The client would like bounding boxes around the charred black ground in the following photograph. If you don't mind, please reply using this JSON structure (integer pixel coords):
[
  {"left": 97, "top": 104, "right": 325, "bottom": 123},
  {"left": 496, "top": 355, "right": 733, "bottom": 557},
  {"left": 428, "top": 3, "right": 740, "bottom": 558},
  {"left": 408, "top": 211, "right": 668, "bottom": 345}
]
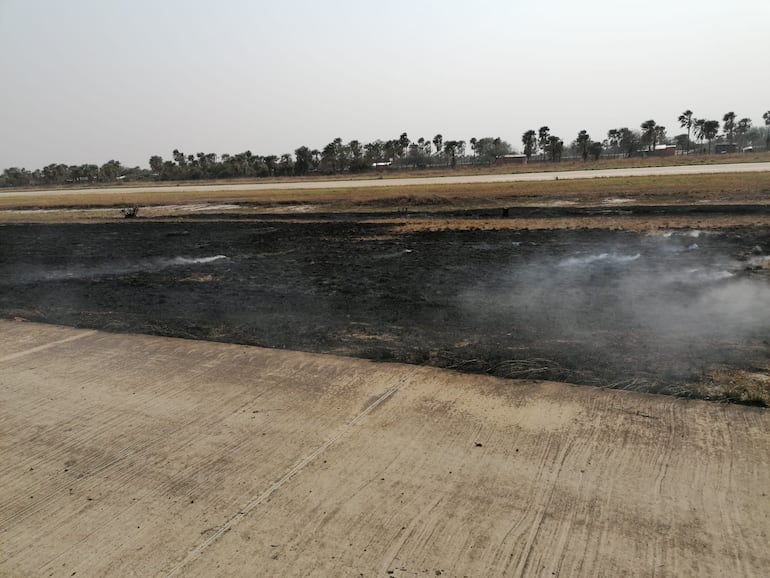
[{"left": 1, "top": 214, "right": 769, "bottom": 404}]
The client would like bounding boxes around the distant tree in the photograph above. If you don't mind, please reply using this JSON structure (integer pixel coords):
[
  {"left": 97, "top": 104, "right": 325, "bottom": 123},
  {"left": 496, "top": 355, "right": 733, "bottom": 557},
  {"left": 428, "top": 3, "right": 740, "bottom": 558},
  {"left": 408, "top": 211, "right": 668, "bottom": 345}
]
[
  {"left": 589, "top": 141, "right": 603, "bottom": 161},
  {"left": 678, "top": 110, "right": 694, "bottom": 154},
  {"left": 763, "top": 111, "right": 770, "bottom": 150},
  {"left": 332, "top": 138, "right": 347, "bottom": 171},
  {"left": 398, "top": 132, "right": 410, "bottom": 157},
  {"left": 469, "top": 137, "right": 477, "bottom": 156},
  {"left": 723, "top": 111, "right": 736, "bottom": 143},
  {"left": 618, "top": 128, "right": 639, "bottom": 157},
  {"left": 277, "top": 153, "right": 294, "bottom": 176},
  {"left": 172, "top": 149, "right": 186, "bottom": 167},
  {"left": 702, "top": 120, "right": 720, "bottom": 153},
  {"left": 294, "top": 146, "right": 312, "bottom": 175},
  {"left": 253, "top": 155, "right": 270, "bottom": 178},
  {"left": 522, "top": 129, "right": 537, "bottom": 160},
  {"left": 640, "top": 120, "right": 658, "bottom": 151},
  {"left": 348, "top": 140, "right": 368, "bottom": 172},
  {"left": 383, "top": 139, "right": 400, "bottom": 163},
  {"left": 320, "top": 141, "right": 338, "bottom": 173},
  {"left": 406, "top": 142, "right": 429, "bottom": 168},
  {"left": 2, "top": 167, "right": 32, "bottom": 187},
  {"left": 99, "top": 159, "right": 123, "bottom": 181},
  {"left": 473, "top": 137, "right": 512, "bottom": 164},
  {"left": 546, "top": 135, "right": 564, "bottom": 162},
  {"left": 149, "top": 155, "right": 164, "bottom": 174},
  {"left": 575, "top": 130, "right": 591, "bottom": 161},
  {"left": 735, "top": 118, "right": 752, "bottom": 148},
  {"left": 693, "top": 118, "right": 705, "bottom": 151},
  {"left": 364, "top": 140, "right": 384, "bottom": 165},
  {"left": 264, "top": 155, "right": 278, "bottom": 176},
  {"left": 673, "top": 134, "right": 691, "bottom": 153},
  {"left": 432, "top": 134, "right": 443, "bottom": 156},
  {"left": 538, "top": 126, "right": 550, "bottom": 160},
  {"left": 69, "top": 164, "right": 98, "bottom": 183},
  {"left": 443, "top": 140, "right": 461, "bottom": 167},
  {"left": 41, "top": 163, "right": 69, "bottom": 184}
]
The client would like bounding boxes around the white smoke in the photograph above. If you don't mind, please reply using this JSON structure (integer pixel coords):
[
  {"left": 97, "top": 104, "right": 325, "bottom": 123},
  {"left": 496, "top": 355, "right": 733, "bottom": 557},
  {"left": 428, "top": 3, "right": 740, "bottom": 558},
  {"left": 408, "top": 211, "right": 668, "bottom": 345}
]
[
  {"left": 4, "top": 255, "right": 228, "bottom": 284},
  {"left": 458, "top": 233, "right": 770, "bottom": 382}
]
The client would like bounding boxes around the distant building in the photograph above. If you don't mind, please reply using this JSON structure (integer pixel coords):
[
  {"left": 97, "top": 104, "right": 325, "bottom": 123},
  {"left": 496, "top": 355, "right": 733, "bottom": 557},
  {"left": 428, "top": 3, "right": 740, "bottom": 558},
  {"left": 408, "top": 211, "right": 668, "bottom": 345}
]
[
  {"left": 715, "top": 143, "right": 738, "bottom": 154},
  {"left": 637, "top": 145, "right": 676, "bottom": 157},
  {"left": 652, "top": 144, "right": 677, "bottom": 157},
  {"left": 495, "top": 154, "right": 528, "bottom": 165}
]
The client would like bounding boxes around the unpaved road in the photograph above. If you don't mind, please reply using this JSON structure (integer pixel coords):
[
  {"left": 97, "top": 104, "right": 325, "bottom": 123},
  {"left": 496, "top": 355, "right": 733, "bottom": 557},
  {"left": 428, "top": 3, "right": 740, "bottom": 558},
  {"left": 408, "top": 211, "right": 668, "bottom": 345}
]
[
  {"left": 1, "top": 321, "right": 768, "bottom": 577},
  {"left": 3, "top": 161, "right": 770, "bottom": 198}
]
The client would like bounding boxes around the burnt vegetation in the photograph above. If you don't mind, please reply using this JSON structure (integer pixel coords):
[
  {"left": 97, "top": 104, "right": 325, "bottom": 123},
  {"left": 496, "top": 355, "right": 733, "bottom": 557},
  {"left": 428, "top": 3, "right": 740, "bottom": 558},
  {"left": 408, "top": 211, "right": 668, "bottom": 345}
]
[{"left": 1, "top": 213, "right": 768, "bottom": 406}]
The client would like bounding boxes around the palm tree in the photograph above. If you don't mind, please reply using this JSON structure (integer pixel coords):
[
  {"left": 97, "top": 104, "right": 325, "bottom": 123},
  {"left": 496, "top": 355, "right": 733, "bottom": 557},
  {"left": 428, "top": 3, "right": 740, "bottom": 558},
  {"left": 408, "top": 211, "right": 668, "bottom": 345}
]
[
  {"left": 678, "top": 110, "right": 694, "bottom": 154},
  {"left": 735, "top": 118, "right": 752, "bottom": 149},
  {"left": 432, "top": 134, "right": 443, "bottom": 157},
  {"left": 398, "top": 132, "right": 410, "bottom": 157},
  {"left": 693, "top": 118, "right": 706, "bottom": 151},
  {"left": 640, "top": 120, "right": 658, "bottom": 152},
  {"left": 576, "top": 130, "right": 591, "bottom": 161},
  {"left": 522, "top": 130, "right": 537, "bottom": 160},
  {"left": 547, "top": 135, "right": 564, "bottom": 162},
  {"left": 443, "top": 140, "right": 460, "bottom": 167},
  {"left": 723, "top": 112, "right": 737, "bottom": 143},
  {"left": 538, "top": 126, "right": 550, "bottom": 160},
  {"left": 703, "top": 120, "right": 720, "bottom": 153},
  {"left": 763, "top": 111, "right": 770, "bottom": 150}
]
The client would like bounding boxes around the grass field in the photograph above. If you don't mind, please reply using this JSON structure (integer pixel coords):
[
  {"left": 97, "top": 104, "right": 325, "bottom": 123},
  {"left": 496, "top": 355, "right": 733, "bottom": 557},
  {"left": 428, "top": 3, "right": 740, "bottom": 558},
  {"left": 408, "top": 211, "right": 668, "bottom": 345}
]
[{"left": 1, "top": 171, "right": 769, "bottom": 216}]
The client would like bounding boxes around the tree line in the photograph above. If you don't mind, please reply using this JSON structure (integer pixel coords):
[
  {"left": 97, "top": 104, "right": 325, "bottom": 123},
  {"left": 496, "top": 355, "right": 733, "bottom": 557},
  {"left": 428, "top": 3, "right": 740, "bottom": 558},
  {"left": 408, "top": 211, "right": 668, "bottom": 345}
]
[
  {"left": 521, "top": 110, "right": 770, "bottom": 163},
  {"left": 2, "top": 110, "right": 768, "bottom": 188}
]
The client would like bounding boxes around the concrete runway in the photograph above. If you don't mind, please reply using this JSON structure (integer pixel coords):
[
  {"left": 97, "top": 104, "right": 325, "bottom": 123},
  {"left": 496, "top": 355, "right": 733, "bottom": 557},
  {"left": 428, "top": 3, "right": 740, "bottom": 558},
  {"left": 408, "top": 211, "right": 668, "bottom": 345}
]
[
  {"left": 3, "top": 161, "right": 770, "bottom": 198},
  {"left": 1, "top": 321, "right": 768, "bottom": 577}
]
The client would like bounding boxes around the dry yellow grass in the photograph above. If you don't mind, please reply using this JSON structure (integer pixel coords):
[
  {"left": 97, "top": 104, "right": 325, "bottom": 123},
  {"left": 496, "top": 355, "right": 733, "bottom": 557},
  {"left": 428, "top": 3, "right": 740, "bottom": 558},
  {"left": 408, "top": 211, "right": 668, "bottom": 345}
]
[
  {"left": 384, "top": 214, "right": 770, "bottom": 233},
  {"left": 1, "top": 171, "right": 769, "bottom": 217}
]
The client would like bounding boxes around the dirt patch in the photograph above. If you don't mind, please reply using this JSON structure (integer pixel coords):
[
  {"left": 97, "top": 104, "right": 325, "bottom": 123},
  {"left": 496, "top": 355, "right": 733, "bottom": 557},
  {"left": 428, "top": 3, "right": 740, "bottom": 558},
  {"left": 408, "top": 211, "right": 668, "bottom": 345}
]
[{"left": 1, "top": 203, "right": 768, "bottom": 404}]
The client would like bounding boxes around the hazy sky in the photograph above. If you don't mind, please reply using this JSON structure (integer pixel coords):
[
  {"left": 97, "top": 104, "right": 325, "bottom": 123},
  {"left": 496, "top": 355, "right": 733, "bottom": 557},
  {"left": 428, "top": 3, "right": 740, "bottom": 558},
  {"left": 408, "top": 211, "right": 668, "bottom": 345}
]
[{"left": 1, "top": 0, "right": 768, "bottom": 170}]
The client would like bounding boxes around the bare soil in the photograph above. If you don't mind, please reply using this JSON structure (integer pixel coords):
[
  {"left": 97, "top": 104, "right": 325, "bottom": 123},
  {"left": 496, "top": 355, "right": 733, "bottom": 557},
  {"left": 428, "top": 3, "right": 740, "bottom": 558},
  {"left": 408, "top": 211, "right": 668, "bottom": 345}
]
[{"left": 1, "top": 198, "right": 769, "bottom": 405}]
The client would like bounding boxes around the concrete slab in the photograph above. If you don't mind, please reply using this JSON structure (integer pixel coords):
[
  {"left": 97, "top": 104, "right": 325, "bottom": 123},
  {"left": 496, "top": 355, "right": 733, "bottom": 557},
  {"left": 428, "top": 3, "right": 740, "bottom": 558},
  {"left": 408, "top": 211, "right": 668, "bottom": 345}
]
[{"left": 0, "top": 321, "right": 768, "bottom": 577}]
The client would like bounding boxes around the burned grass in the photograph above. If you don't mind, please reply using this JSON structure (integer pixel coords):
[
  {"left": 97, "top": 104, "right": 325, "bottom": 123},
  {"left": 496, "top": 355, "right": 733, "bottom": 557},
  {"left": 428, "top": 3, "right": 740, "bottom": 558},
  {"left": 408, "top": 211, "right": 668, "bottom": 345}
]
[{"left": 1, "top": 207, "right": 769, "bottom": 405}]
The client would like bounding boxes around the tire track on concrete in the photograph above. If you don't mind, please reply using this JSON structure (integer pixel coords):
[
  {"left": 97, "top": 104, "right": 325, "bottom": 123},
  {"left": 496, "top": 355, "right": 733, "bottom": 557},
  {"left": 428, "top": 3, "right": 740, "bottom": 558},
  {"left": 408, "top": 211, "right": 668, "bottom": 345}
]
[
  {"left": 164, "top": 381, "right": 402, "bottom": 577},
  {"left": 0, "top": 378, "right": 260, "bottom": 533},
  {"left": 28, "top": 363, "right": 321, "bottom": 576},
  {"left": 513, "top": 437, "right": 574, "bottom": 577},
  {"left": 0, "top": 358, "right": 225, "bottom": 525},
  {"left": 2, "top": 348, "right": 324, "bottom": 552}
]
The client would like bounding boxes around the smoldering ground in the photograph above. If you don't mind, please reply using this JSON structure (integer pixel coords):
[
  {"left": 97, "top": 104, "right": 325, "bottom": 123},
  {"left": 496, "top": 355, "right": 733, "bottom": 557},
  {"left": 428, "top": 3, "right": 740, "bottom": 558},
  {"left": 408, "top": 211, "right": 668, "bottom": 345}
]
[
  {"left": 0, "top": 220, "right": 768, "bottom": 400},
  {"left": 0, "top": 255, "right": 228, "bottom": 285},
  {"left": 458, "top": 230, "right": 770, "bottom": 388}
]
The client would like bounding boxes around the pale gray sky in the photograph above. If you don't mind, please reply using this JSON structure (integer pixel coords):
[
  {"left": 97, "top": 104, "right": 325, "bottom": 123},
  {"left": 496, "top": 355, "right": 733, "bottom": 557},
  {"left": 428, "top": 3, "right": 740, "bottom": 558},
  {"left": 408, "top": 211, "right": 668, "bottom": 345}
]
[{"left": 1, "top": 0, "right": 768, "bottom": 170}]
